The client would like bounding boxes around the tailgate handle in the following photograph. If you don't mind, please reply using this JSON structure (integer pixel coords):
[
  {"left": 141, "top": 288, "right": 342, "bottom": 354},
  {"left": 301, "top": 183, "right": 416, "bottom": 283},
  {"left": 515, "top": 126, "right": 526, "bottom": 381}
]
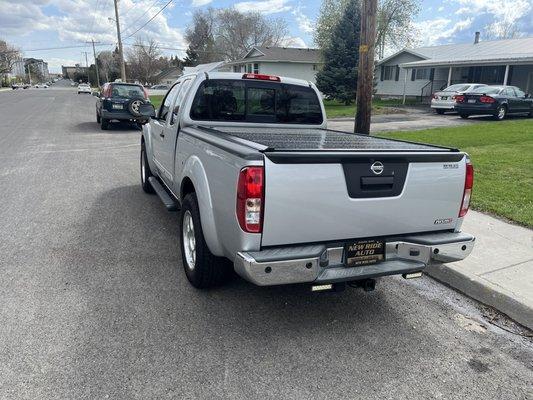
[{"left": 360, "top": 176, "right": 394, "bottom": 190}]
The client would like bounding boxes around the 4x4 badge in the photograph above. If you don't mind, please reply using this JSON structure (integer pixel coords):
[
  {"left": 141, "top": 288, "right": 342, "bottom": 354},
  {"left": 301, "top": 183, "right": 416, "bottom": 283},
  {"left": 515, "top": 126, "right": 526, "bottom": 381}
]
[{"left": 370, "top": 161, "right": 384, "bottom": 175}]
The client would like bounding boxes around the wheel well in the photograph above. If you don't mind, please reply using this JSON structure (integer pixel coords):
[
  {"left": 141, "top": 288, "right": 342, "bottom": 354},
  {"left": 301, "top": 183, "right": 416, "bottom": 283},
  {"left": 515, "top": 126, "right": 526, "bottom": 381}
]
[
  {"left": 141, "top": 135, "right": 145, "bottom": 144},
  {"left": 181, "top": 177, "right": 195, "bottom": 199}
]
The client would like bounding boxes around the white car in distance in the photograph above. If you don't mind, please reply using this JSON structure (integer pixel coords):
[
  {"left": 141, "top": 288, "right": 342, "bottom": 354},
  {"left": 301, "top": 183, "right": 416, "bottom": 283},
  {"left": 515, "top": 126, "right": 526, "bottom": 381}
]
[
  {"left": 431, "top": 83, "right": 487, "bottom": 114},
  {"left": 77, "top": 83, "right": 91, "bottom": 94}
]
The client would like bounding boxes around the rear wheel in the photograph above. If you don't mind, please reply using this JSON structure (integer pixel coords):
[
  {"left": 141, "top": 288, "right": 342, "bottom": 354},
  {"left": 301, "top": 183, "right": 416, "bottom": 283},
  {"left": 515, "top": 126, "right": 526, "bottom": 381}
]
[
  {"left": 100, "top": 117, "right": 109, "bottom": 130},
  {"left": 459, "top": 114, "right": 469, "bottom": 119},
  {"left": 435, "top": 109, "right": 445, "bottom": 115},
  {"left": 180, "top": 193, "right": 232, "bottom": 289},
  {"left": 140, "top": 142, "right": 154, "bottom": 194},
  {"left": 494, "top": 105, "right": 507, "bottom": 121}
]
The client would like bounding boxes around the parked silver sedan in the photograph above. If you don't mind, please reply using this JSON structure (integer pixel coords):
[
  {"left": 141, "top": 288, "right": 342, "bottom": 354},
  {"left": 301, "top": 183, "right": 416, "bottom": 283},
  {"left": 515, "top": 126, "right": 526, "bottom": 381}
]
[{"left": 431, "top": 83, "right": 487, "bottom": 114}]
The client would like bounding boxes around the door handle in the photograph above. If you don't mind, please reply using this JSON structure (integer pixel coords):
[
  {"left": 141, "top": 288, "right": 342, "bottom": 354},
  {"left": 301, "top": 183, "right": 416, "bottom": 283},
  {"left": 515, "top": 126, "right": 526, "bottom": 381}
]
[{"left": 159, "top": 132, "right": 165, "bottom": 138}]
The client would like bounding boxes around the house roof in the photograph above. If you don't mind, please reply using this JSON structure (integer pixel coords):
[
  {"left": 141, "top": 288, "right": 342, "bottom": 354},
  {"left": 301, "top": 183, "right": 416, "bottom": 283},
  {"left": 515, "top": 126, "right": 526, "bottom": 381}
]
[
  {"left": 239, "top": 46, "right": 322, "bottom": 64},
  {"left": 379, "top": 36, "right": 533, "bottom": 68},
  {"left": 154, "top": 66, "right": 182, "bottom": 80}
]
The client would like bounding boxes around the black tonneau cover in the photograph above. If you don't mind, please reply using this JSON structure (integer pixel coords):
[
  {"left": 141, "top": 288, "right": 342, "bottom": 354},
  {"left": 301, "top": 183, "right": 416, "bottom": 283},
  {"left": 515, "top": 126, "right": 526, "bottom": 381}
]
[{"left": 197, "top": 126, "right": 457, "bottom": 153}]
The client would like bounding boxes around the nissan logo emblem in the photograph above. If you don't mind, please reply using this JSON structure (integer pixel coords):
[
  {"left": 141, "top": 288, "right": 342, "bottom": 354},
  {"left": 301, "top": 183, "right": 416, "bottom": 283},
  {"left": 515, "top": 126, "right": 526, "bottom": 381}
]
[{"left": 370, "top": 161, "right": 384, "bottom": 175}]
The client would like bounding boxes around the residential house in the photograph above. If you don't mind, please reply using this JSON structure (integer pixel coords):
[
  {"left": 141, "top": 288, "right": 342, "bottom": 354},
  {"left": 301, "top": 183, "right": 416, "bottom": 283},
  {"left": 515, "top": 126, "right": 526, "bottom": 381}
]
[
  {"left": 62, "top": 64, "right": 88, "bottom": 80},
  {"left": 222, "top": 46, "right": 323, "bottom": 84},
  {"left": 375, "top": 34, "right": 533, "bottom": 101},
  {"left": 153, "top": 66, "right": 182, "bottom": 85}
]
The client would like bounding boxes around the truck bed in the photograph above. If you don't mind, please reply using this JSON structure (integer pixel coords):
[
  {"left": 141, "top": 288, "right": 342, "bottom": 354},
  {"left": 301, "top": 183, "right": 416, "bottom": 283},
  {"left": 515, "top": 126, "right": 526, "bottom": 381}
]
[{"left": 196, "top": 126, "right": 456, "bottom": 153}]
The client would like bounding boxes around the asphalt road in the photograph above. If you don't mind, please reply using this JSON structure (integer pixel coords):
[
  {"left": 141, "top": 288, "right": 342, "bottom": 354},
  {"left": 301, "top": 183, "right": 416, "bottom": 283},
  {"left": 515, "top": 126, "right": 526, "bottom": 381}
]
[{"left": 0, "top": 86, "right": 532, "bottom": 400}]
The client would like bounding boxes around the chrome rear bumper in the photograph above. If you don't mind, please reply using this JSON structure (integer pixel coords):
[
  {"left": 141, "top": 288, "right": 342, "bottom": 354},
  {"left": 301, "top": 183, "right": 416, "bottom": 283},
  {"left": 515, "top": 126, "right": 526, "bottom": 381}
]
[{"left": 234, "top": 232, "right": 475, "bottom": 286}]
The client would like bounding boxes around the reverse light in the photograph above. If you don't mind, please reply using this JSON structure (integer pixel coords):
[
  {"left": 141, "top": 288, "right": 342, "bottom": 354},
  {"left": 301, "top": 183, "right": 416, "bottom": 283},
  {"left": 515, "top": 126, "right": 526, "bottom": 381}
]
[
  {"left": 242, "top": 73, "right": 281, "bottom": 82},
  {"left": 459, "top": 159, "right": 474, "bottom": 217},
  {"left": 237, "top": 166, "right": 264, "bottom": 233},
  {"left": 479, "top": 96, "right": 495, "bottom": 103}
]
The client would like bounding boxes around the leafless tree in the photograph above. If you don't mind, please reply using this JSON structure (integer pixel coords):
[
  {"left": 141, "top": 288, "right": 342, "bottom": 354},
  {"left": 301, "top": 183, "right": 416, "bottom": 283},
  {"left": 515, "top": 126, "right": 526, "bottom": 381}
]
[
  {"left": 376, "top": 0, "right": 420, "bottom": 59},
  {"left": 0, "top": 39, "right": 21, "bottom": 75},
  {"left": 483, "top": 21, "right": 525, "bottom": 40},
  {"left": 184, "top": 8, "right": 289, "bottom": 64},
  {"left": 126, "top": 38, "right": 163, "bottom": 84},
  {"left": 97, "top": 50, "right": 119, "bottom": 83}
]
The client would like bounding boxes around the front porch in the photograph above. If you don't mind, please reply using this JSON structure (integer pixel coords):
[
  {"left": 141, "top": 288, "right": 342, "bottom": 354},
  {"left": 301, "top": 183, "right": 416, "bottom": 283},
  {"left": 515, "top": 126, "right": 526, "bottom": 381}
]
[{"left": 401, "top": 63, "right": 533, "bottom": 104}]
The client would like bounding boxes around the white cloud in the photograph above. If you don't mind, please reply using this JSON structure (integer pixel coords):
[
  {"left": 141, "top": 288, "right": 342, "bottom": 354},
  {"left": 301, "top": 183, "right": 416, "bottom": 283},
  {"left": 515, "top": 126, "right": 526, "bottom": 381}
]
[
  {"left": 438, "top": 6, "right": 444, "bottom": 11},
  {"left": 292, "top": 7, "right": 315, "bottom": 34},
  {"left": 454, "top": 0, "right": 530, "bottom": 25},
  {"left": 191, "top": 0, "right": 212, "bottom": 6},
  {"left": 413, "top": 17, "right": 473, "bottom": 45},
  {"left": 234, "top": 0, "right": 292, "bottom": 14}
]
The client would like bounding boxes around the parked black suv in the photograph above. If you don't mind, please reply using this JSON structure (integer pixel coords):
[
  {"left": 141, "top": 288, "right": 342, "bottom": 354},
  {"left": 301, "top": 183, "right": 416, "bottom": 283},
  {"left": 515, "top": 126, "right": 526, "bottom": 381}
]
[{"left": 95, "top": 82, "right": 151, "bottom": 130}]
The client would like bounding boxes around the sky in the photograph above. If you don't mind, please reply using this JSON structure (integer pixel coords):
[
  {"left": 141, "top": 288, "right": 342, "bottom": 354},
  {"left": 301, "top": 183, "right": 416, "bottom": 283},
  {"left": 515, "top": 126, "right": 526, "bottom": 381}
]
[{"left": 1, "top": 0, "right": 532, "bottom": 73}]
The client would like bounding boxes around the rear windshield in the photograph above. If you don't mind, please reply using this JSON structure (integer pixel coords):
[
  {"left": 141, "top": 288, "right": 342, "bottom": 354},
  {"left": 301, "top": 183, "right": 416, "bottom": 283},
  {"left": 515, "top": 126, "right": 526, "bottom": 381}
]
[
  {"left": 471, "top": 86, "right": 501, "bottom": 94},
  {"left": 110, "top": 84, "right": 145, "bottom": 98},
  {"left": 190, "top": 79, "right": 323, "bottom": 124},
  {"left": 444, "top": 84, "right": 472, "bottom": 92}
]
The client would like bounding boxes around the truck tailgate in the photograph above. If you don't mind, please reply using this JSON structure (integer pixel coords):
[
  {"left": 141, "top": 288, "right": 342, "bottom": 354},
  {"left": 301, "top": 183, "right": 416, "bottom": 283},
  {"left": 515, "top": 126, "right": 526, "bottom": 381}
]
[{"left": 261, "top": 153, "right": 466, "bottom": 246}]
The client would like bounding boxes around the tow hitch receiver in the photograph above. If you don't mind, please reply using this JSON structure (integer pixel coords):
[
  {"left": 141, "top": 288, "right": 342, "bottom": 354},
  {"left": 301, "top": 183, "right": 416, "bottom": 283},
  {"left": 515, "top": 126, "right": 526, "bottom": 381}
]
[{"left": 402, "top": 271, "right": 423, "bottom": 279}]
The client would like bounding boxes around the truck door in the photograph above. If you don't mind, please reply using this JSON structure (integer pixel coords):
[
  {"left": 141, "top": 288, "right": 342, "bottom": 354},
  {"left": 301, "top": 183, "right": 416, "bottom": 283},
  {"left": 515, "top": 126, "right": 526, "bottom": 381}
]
[
  {"left": 151, "top": 81, "right": 181, "bottom": 181},
  {"left": 156, "top": 78, "right": 193, "bottom": 187}
]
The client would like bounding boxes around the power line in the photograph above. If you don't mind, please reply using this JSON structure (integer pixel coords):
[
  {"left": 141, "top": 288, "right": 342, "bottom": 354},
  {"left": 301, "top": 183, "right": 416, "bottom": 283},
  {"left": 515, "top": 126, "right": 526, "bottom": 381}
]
[
  {"left": 123, "top": 0, "right": 174, "bottom": 39},
  {"left": 121, "top": 0, "right": 163, "bottom": 35}
]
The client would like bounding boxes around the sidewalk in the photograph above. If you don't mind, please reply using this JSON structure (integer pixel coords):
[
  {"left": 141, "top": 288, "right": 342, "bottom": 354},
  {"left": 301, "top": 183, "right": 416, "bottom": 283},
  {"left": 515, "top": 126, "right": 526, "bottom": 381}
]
[{"left": 426, "top": 210, "right": 533, "bottom": 330}]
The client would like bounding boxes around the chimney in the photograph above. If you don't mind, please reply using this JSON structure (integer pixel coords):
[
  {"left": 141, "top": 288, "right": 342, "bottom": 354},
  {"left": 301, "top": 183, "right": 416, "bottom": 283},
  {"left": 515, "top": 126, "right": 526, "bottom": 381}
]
[{"left": 474, "top": 32, "right": 480, "bottom": 44}]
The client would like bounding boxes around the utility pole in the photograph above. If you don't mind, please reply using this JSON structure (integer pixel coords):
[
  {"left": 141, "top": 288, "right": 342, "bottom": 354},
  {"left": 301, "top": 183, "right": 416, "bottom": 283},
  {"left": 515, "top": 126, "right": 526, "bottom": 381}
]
[
  {"left": 354, "top": 0, "right": 378, "bottom": 135},
  {"left": 27, "top": 63, "right": 32, "bottom": 85},
  {"left": 113, "top": 0, "right": 127, "bottom": 81},
  {"left": 87, "top": 40, "right": 101, "bottom": 86},
  {"left": 82, "top": 51, "right": 90, "bottom": 84}
]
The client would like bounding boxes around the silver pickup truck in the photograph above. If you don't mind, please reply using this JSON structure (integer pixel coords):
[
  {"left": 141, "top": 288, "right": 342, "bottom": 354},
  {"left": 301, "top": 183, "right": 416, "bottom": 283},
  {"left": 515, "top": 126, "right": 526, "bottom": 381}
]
[{"left": 138, "top": 71, "right": 475, "bottom": 290}]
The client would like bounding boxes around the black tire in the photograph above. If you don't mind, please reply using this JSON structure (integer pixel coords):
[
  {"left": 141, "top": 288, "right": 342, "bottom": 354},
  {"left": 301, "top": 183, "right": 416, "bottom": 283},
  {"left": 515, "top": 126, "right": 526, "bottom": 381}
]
[
  {"left": 140, "top": 142, "right": 154, "bottom": 194},
  {"left": 180, "top": 193, "right": 232, "bottom": 289},
  {"left": 459, "top": 114, "right": 469, "bottom": 119},
  {"left": 435, "top": 109, "right": 445, "bottom": 115},
  {"left": 96, "top": 112, "right": 101, "bottom": 123},
  {"left": 100, "top": 117, "right": 109, "bottom": 130},
  {"left": 494, "top": 105, "right": 507, "bottom": 121}
]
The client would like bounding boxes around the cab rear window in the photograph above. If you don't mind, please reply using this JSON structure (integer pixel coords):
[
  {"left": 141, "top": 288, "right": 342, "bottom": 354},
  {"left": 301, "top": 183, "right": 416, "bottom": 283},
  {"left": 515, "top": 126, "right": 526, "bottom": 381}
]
[
  {"left": 108, "top": 84, "right": 145, "bottom": 99},
  {"left": 190, "top": 80, "right": 323, "bottom": 124}
]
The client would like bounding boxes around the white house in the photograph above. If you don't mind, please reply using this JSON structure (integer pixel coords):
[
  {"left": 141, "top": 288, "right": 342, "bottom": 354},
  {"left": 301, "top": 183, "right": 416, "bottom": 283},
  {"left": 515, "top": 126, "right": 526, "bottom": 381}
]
[
  {"left": 375, "top": 34, "right": 533, "bottom": 101},
  {"left": 221, "top": 46, "right": 323, "bottom": 84}
]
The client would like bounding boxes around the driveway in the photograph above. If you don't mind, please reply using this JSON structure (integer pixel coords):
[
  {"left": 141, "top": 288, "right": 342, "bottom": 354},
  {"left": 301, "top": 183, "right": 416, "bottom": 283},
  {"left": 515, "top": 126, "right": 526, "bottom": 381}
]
[
  {"left": 0, "top": 89, "right": 531, "bottom": 399},
  {"left": 328, "top": 107, "right": 522, "bottom": 132}
]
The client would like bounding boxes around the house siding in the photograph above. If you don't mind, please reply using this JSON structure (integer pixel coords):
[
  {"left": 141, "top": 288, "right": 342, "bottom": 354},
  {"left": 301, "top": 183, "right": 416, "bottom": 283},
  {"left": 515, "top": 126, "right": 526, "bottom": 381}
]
[
  {"left": 375, "top": 53, "right": 428, "bottom": 97},
  {"left": 259, "top": 62, "right": 318, "bottom": 83}
]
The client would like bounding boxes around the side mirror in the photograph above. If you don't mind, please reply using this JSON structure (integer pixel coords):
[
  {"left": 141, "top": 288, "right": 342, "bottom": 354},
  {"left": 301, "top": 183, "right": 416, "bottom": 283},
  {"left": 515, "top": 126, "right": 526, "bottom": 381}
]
[
  {"left": 138, "top": 103, "right": 156, "bottom": 119},
  {"left": 525, "top": 93, "right": 531, "bottom": 99}
]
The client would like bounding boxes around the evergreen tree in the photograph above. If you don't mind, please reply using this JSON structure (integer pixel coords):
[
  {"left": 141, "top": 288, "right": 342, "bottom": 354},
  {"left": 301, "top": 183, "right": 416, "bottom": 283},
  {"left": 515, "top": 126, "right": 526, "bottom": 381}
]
[
  {"left": 183, "top": 46, "right": 199, "bottom": 67},
  {"left": 316, "top": 0, "right": 361, "bottom": 105}
]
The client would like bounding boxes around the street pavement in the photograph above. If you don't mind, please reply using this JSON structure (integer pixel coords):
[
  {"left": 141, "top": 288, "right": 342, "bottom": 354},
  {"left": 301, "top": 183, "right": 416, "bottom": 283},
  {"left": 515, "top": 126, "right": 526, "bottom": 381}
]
[{"left": 0, "top": 87, "right": 532, "bottom": 400}]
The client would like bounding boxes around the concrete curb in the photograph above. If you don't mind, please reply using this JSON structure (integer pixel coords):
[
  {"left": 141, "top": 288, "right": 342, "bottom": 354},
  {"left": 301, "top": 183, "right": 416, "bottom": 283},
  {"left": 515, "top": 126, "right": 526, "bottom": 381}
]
[{"left": 426, "top": 263, "right": 533, "bottom": 330}]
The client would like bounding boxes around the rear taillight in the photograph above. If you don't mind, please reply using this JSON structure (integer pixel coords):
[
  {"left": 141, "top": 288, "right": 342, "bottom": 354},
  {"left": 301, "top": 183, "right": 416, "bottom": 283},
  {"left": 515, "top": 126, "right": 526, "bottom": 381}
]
[
  {"left": 242, "top": 73, "right": 280, "bottom": 82},
  {"left": 143, "top": 87, "right": 149, "bottom": 100},
  {"left": 459, "top": 159, "right": 474, "bottom": 217},
  {"left": 236, "top": 166, "right": 264, "bottom": 233},
  {"left": 479, "top": 96, "right": 495, "bottom": 103},
  {"left": 432, "top": 93, "right": 438, "bottom": 99},
  {"left": 455, "top": 95, "right": 465, "bottom": 103}
]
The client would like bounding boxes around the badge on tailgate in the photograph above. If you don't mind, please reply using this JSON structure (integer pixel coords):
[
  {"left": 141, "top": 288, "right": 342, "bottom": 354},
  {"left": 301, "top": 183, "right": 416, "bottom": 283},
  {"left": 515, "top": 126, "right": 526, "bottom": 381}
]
[{"left": 344, "top": 239, "right": 385, "bottom": 267}]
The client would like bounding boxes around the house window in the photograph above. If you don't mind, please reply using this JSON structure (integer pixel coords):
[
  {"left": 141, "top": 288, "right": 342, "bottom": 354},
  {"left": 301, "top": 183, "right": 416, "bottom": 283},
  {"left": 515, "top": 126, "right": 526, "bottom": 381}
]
[
  {"left": 253, "top": 63, "right": 259, "bottom": 74},
  {"left": 313, "top": 64, "right": 318, "bottom": 71},
  {"left": 382, "top": 65, "right": 396, "bottom": 80},
  {"left": 415, "top": 68, "right": 430, "bottom": 80},
  {"left": 233, "top": 65, "right": 241, "bottom": 73}
]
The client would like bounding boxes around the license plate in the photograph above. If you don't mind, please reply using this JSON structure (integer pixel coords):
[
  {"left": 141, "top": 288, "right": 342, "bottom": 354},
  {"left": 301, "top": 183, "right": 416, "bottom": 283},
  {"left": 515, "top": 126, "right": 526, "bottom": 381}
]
[
  {"left": 112, "top": 103, "right": 123, "bottom": 109},
  {"left": 441, "top": 96, "right": 447, "bottom": 100},
  {"left": 344, "top": 239, "right": 385, "bottom": 267},
  {"left": 468, "top": 99, "right": 476, "bottom": 103}
]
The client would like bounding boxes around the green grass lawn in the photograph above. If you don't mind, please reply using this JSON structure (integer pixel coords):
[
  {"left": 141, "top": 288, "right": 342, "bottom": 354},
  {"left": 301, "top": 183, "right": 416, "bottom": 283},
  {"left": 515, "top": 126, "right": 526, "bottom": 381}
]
[
  {"left": 150, "top": 94, "right": 164, "bottom": 109},
  {"left": 379, "top": 119, "right": 533, "bottom": 227}
]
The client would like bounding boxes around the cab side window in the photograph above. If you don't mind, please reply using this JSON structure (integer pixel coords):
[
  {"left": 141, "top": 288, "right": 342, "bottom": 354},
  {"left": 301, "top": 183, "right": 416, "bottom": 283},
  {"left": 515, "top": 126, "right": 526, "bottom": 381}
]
[
  {"left": 514, "top": 87, "right": 525, "bottom": 98},
  {"left": 169, "top": 79, "right": 192, "bottom": 126},
  {"left": 159, "top": 82, "right": 181, "bottom": 120}
]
